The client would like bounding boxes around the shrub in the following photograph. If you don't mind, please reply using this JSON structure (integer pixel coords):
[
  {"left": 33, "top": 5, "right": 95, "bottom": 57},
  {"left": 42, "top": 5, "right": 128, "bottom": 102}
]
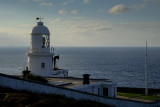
[{"left": 26, "top": 74, "right": 48, "bottom": 83}]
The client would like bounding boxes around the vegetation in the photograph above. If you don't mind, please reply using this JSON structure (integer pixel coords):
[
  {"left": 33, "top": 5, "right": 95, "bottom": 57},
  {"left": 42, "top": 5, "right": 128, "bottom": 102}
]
[
  {"left": 117, "top": 92, "right": 160, "bottom": 101},
  {"left": 0, "top": 86, "right": 114, "bottom": 107},
  {"left": 25, "top": 73, "right": 48, "bottom": 83}
]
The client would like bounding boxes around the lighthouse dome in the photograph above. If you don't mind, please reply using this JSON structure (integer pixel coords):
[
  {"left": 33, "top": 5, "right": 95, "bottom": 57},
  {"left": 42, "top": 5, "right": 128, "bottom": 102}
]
[{"left": 31, "top": 22, "right": 50, "bottom": 35}]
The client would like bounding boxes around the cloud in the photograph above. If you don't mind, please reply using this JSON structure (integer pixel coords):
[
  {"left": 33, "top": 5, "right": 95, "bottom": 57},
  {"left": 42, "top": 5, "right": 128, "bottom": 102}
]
[
  {"left": 63, "top": 1, "right": 69, "bottom": 6},
  {"left": 58, "top": 8, "right": 68, "bottom": 14},
  {"left": 0, "top": 26, "right": 28, "bottom": 36},
  {"left": 130, "top": 0, "right": 160, "bottom": 10},
  {"left": 108, "top": 4, "right": 130, "bottom": 14},
  {"left": 40, "top": 2, "right": 53, "bottom": 6},
  {"left": 19, "top": 0, "right": 28, "bottom": 2},
  {"left": 115, "top": 22, "right": 160, "bottom": 30},
  {"left": 75, "top": 24, "right": 112, "bottom": 33},
  {"left": 83, "top": 0, "right": 90, "bottom": 4},
  {"left": 108, "top": 1, "right": 160, "bottom": 14},
  {"left": 71, "top": 17, "right": 85, "bottom": 19},
  {"left": 49, "top": 18, "right": 61, "bottom": 25},
  {"left": 0, "top": 32, "right": 29, "bottom": 47},
  {"left": 33, "top": 0, "right": 44, "bottom": 2},
  {"left": 62, "top": 0, "right": 74, "bottom": 6},
  {"left": 71, "top": 10, "right": 78, "bottom": 14},
  {"left": 21, "top": 0, "right": 54, "bottom": 7},
  {"left": 19, "top": 24, "right": 32, "bottom": 27},
  {"left": 143, "top": 0, "right": 160, "bottom": 2},
  {"left": 59, "top": 9, "right": 78, "bottom": 15}
]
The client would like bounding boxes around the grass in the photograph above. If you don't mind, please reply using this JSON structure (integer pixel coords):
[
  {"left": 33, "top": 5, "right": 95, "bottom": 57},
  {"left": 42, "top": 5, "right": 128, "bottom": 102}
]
[
  {"left": 117, "top": 92, "right": 160, "bottom": 101},
  {"left": 0, "top": 86, "right": 114, "bottom": 107}
]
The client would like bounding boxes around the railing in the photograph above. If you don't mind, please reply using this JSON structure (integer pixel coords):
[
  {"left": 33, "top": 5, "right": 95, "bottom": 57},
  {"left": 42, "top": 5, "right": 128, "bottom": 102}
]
[
  {"left": 50, "top": 47, "right": 54, "bottom": 54},
  {"left": 27, "top": 48, "right": 39, "bottom": 53},
  {"left": 27, "top": 47, "right": 54, "bottom": 54}
]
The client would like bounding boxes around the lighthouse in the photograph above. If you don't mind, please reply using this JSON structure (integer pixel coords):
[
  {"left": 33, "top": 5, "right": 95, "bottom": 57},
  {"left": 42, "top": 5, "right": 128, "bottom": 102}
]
[
  {"left": 26, "top": 19, "right": 54, "bottom": 76},
  {"left": 26, "top": 18, "right": 68, "bottom": 77}
]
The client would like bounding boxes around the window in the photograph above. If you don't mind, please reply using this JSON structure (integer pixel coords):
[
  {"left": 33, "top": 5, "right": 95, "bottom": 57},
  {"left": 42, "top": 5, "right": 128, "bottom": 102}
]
[
  {"left": 98, "top": 88, "right": 100, "bottom": 95},
  {"left": 41, "top": 63, "right": 45, "bottom": 68},
  {"left": 42, "top": 37, "right": 45, "bottom": 48},
  {"left": 42, "top": 35, "right": 49, "bottom": 48},
  {"left": 103, "top": 88, "right": 108, "bottom": 96}
]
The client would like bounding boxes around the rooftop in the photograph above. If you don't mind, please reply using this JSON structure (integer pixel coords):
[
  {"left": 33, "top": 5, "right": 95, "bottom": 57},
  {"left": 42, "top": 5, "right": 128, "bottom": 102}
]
[{"left": 47, "top": 77, "right": 109, "bottom": 88}]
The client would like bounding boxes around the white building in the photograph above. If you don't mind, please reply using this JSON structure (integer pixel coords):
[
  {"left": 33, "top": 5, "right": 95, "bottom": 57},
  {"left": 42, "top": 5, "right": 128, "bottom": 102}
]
[
  {"left": 72, "top": 81, "right": 117, "bottom": 97},
  {"left": 26, "top": 20, "right": 68, "bottom": 77},
  {"left": 47, "top": 77, "right": 117, "bottom": 98}
]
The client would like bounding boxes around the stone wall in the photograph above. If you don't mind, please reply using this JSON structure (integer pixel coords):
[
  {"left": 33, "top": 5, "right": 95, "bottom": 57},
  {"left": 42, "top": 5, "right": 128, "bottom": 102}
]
[{"left": 0, "top": 73, "right": 159, "bottom": 107}]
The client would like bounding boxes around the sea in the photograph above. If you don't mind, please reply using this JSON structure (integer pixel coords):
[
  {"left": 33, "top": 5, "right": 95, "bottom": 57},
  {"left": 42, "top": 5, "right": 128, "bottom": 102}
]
[{"left": 0, "top": 47, "right": 160, "bottom": 89}]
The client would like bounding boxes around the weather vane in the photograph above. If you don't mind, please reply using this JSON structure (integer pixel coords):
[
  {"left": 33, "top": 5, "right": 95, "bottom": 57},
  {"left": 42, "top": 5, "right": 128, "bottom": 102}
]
[{"left": 36, "top": 17, "right": 43, "bottom": 22}]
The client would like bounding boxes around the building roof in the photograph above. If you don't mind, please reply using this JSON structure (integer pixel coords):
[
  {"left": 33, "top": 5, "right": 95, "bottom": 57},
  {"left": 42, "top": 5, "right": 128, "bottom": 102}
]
[
  {"left": 47, "top": 77, "right": 109, "bottom": 88},
  {"left": 31, "top": 22, "right": 50, "bottom": 35}
]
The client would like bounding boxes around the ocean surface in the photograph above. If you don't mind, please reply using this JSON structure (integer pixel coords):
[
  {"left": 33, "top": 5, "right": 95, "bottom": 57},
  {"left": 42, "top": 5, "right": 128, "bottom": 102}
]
[{"left": 0, "top": 47, "right": 160, "bottom": 89}]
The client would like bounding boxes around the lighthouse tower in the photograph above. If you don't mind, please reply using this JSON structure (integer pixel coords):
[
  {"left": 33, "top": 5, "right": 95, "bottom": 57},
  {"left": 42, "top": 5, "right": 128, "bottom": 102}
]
[{"left": 26, "top": 19, "right": 54, "bottom": 77}]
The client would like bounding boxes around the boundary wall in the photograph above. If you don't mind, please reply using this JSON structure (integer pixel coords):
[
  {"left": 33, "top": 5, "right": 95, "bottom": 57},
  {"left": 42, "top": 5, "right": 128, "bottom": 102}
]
[{"left": 0, "top": 73, "right": 159, "bottom": 107}]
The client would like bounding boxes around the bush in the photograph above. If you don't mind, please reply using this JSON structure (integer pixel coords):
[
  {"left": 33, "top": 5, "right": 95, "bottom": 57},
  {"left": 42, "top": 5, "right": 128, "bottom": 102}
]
[{"left": 26, "top": 74, "right": 48, "bottom": 83}]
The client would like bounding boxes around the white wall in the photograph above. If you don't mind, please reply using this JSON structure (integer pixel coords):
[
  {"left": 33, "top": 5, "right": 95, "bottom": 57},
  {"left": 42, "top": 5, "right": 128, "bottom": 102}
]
[
  {"left": 72, "top": 82, "right": 117, "bottom": 97},
  {"left": 0, "top": 73, "right": 159, "bottom": 107},
  {"left": 28, "top": 55, "right": 53, "bottom": 76}
]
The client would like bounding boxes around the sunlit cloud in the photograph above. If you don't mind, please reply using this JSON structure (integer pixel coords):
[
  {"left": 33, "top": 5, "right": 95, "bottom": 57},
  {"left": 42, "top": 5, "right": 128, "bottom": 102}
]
[
  {"left": 108, "top": 3, "right": 146, "bottom": 14},
  {"left": 108, "top": 4, "right": 130, "bottom": 14},
  {"left": 108, "top": 0, "right": 160, "bottom": 14},
  {"left": 71, "top": 10, "right": 78, "bottom": 14},
  {"left": 58, "top": 8, "right": 68, "bottom": 14},
  {"left": 58, "top": 9, "right": 78, "bottom": 15}
]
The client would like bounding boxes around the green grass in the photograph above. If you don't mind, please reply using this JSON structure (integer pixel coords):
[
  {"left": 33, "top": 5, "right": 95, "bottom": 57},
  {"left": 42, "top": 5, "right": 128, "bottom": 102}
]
[{"left": 117, "top": 92, "right": 160, "bottom": 101}]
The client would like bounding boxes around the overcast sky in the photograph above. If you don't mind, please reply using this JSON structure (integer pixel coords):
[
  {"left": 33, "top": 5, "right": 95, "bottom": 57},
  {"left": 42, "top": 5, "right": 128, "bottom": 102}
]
[{"left": 0, "top": 0, "right": 160, "bottom": 47}]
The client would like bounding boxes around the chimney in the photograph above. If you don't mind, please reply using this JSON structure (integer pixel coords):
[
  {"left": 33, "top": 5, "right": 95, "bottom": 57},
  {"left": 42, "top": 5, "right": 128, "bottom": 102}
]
[
  {"left": 22, "top": 67, "right": 31, "bottom": 78},
  {"left": 83, "top": 74, "right": 90, "bottom": 84}
]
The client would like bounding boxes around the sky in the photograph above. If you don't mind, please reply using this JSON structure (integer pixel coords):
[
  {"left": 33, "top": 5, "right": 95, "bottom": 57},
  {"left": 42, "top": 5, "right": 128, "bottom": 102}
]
[{"left": 0, "top": 0, "right": 160, "bottom": 47}]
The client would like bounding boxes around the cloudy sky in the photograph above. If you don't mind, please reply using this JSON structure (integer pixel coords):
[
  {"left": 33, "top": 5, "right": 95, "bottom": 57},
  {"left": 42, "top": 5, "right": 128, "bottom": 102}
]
[{"left": 0, "top": 0, "right": 160, "bottom": 47}]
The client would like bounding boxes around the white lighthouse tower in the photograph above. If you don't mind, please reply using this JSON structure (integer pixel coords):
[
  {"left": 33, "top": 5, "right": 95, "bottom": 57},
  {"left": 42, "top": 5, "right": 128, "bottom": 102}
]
[{"left": 26, "top": 19, "right": 54, "bottom": 77}]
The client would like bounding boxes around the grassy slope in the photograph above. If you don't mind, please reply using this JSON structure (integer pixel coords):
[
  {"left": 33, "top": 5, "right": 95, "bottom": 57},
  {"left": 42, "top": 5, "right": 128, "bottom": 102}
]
[{"left": 0, "top": 87, "right": 114, "bottom": 107}]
